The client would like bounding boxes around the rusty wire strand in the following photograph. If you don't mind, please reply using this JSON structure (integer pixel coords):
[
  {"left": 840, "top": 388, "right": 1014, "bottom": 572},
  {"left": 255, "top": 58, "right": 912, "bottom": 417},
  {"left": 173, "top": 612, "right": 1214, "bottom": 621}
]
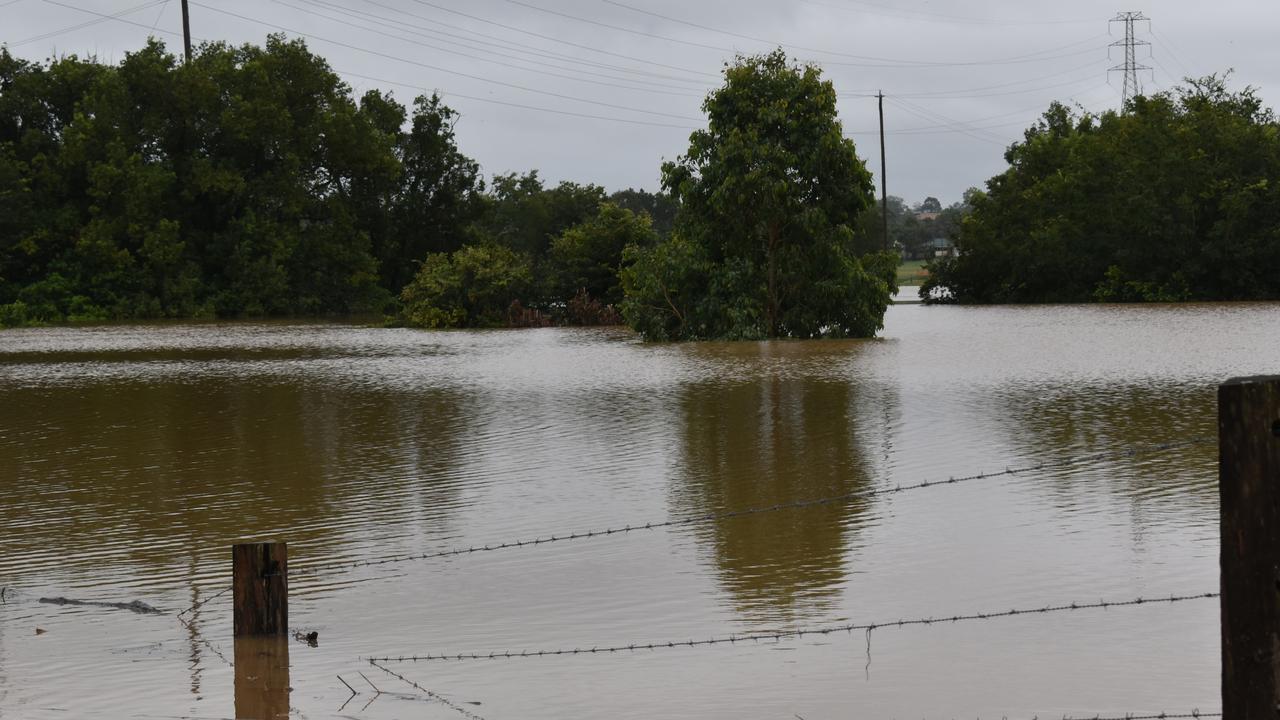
[
  {"left": 368, "top": 659, "right": 487, "bottom": 720},
  {"left": 301, "top": 437, "right": 1210, "bottom": 577},
  {"left": 365, "top": 591, "right": 1218, "bottom": 663}
]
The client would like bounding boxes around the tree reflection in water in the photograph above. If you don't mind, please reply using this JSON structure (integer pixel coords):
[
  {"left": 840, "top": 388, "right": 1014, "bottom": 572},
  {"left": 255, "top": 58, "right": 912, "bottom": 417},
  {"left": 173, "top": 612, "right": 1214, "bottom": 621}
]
[{"left": 670, "top": 342, "right": 890, "bottom": 623}]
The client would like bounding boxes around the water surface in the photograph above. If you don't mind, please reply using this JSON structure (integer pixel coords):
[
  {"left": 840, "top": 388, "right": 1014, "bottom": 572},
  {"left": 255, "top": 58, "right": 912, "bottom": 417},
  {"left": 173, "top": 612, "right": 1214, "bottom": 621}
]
[{"left": 2, "top": 300, "right": 1276, "bottom": 719}]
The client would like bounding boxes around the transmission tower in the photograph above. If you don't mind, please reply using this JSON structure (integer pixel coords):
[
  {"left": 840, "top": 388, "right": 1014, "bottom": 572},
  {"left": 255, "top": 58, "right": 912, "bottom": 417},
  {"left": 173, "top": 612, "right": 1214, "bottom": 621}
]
[{"left": 1108, "top": 11, "right": 1152, "bottom": 107}]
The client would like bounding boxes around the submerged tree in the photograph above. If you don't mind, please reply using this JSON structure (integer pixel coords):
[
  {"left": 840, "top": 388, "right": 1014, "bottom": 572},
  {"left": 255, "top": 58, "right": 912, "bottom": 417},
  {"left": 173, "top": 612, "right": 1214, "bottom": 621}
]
[{"left": 622, "top": 50, "right": 895, "bottom": 341}]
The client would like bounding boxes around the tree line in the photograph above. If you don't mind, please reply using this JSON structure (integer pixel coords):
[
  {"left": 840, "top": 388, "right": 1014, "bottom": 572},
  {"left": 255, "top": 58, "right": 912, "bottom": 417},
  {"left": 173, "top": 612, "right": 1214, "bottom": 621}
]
[
  {"left": 923, "top": 75, "right": 1280, "bottom": 303},
  {"left": 1, "top": 40, "right": 897, "bottom": 339},
  {"left": 0, "top": 36, "right": 675, "bottom": 328}
]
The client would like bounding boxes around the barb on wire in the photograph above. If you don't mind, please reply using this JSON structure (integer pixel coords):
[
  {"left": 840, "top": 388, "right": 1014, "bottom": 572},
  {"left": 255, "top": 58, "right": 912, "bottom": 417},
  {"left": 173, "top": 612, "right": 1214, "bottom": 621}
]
[
  {"left": 306, "top": 437, "right": 1210, "bottom": 576},
  {"left": 365, "top": 591, "right": 1218, "bottom": 663},
  {"left": 368, "top": 660, "right": 487, "bottom": 720}
]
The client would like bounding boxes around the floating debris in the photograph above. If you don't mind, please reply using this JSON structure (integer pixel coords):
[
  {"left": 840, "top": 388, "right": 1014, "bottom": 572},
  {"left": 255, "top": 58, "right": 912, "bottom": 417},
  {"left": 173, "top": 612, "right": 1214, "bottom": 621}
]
[{"left": 39, "top": 597, "right": 164, "bottom": 615}]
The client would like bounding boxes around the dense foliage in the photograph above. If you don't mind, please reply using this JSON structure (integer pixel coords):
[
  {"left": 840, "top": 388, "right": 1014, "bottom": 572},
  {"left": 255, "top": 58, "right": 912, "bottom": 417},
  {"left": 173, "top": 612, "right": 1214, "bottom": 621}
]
[
  {"left": 399, "top": 243, "right": 532, "bottom": 329},
  {"left": 0, "top": 37, "right": 494, "bottom": 323},
  {"left": 622, "top": 50, "right": 895, "bottom": 341},
  {"left": 399, "top": 198, "right": 659, "bottom": 328},
  {"left": 922, "top": 76, "right": 1280, "bottom": 303},
  {"left": 0, "top": 38, "right": 681, "bottom": 329}
]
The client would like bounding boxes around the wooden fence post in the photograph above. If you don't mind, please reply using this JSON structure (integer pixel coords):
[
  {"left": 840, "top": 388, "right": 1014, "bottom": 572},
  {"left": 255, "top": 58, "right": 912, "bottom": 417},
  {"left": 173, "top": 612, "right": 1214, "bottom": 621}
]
[
  {"left": 232, "top": 542, "right": 288, "bottom": 637},
  {"left": 1219, "top": 376, "right": 1280, "bottom": 719}
]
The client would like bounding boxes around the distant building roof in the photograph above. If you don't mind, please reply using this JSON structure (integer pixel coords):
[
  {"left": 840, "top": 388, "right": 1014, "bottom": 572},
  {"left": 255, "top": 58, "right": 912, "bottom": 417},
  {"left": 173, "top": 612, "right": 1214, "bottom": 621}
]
[{"left": 916, "top": 211, "right": 941, "bottom": 221}]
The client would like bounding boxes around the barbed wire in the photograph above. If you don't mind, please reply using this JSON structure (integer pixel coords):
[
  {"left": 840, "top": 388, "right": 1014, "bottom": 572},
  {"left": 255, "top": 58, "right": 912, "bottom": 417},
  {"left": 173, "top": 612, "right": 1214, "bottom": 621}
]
[
  {"left": 176, "top": 587, "right": 230, "bottom": 619},
  {"left": 368, "top": 660, "right": 488, "bottom": 720},
  {"left": 1049, "top": 707, "right": 1218, "bottom": 712},
  {"left": 365, "top": 591, "right": 1218, "bottom": 663},
  {"left": 300, "top": 437, "right": 1211, "bottom": 577},
  {"left": 173, "top": 585, "right": 235, "bottom": 668},
  {"left": 176, "top": 613, "right": 234, "bottom": 668}
]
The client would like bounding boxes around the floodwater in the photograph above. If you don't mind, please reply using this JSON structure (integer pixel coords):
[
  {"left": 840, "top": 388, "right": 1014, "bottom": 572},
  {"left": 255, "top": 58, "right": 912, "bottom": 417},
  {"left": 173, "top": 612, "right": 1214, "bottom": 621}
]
[{"left": 1, "top": 297, "right": 1276, "bottom": 719}]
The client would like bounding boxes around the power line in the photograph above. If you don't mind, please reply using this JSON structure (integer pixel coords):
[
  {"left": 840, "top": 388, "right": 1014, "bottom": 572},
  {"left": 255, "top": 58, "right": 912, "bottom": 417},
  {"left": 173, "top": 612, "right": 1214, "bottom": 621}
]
[
  {"left": 888, "top": 97, "right": 1008, "bottom": 146},
  {"left": 147, "top": 0, "right": 170, "bottom": 34},
  {"left": 272, "top": 0, "right": 707, "bottom": 98},
  {"left": 40, "top": 0, "right": 205, "bottom": 44},
  {"left": 597, "top": 0, "right": 1106, "bottom": 68},
  {"left": 399, "top": 0, "right": 719, "bottom": 79},
  {"left": 180, "top": 2, "right": 706, "bottom": 122},
  {"left": 296, "top": 437, "right": 1210, "bottom": 576},
  {"left": 33, "top": 0, "right": 705, "bottom": 131},
  {"left": 364, "top": 591, "right": 1219, "bottom": 663},
  {"left": 1149, "top": 27, "right": 1195, "bottom": 79},
  {"left": 300, "top": 0, "right": 712, "bottom": 87},
  {"left": 796, "top": 0, "right": 1098, "bottom": 27},
  {"left": 505, "top": 0, "right": 1110, "bottom": 69},
  {"left": 872, "top": 88, "right": 1112, "bottom": 137},
  {"left": 34, "top": 0, "right": 704, "bottom": 129},
  {"left": 7, "top": 0, "right": 165, "bottom": 48},
  {"left": 875, "top": 58, "right": 1108, "bottom": 98},
  {"left": 337, "top": 68, "right": 698, "bottom": 130}
]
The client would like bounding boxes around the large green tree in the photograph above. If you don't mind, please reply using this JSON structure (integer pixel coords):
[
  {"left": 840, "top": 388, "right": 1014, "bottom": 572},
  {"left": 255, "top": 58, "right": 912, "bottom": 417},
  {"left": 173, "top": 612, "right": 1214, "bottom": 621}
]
[
  {"left": 923, "top": 76, "right": 1280, "bottom": 304},
  {"left": 377, "top": 94, "right": 486, "bottom": 293},
  {"left": 622, "top": 50, "right": 895, "bottom": 340}
]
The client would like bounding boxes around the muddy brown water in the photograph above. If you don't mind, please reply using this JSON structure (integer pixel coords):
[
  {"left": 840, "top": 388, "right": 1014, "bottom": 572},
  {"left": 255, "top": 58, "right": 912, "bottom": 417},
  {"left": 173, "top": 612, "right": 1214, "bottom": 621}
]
[{"left": 2, "top": 297, "right": 1277, "bottom": 719}]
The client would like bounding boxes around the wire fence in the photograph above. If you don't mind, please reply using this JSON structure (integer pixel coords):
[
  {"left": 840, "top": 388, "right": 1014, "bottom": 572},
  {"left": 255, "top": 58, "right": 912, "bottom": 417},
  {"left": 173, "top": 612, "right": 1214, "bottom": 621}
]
[
  {"left": 365, "top": 591, "right": 1218, "bottom": 663},
  {"left": 297, "top": 437, "right": 1210, "bottom": 577},
  {"left": 368, "top": 660, "right": 488, "bottom": 720},
  {"left": 1049, "top": 707, "right": 1218, "bottom": 712},
  {"left": 145, "top": 434, "right": 1221, "bottom": 713},
  {"left": 176, "top": 586, "right": 230, "bottom": 619},
  {"left": 174, "top": 587, "right": 235, "bottom": 667}
]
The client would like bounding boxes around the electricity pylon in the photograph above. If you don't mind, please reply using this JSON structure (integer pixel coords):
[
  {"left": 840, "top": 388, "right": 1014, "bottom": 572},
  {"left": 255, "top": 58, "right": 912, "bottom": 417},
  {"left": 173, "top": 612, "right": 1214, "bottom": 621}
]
[{"left": 1109, "top": 11, "right": 1152, "bottom": 108}]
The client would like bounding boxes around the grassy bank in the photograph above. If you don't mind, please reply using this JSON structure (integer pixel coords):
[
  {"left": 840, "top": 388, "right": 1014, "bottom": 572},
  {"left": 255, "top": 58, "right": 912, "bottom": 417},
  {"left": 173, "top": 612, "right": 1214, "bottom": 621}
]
[{"left": 897, "top": 260, "right": 930, "bottom": 286}]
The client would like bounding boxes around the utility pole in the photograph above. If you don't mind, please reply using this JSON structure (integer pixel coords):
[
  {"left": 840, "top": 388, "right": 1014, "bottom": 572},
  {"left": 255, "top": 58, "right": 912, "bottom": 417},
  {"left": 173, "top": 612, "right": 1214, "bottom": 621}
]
[
  {"left": 181, "top": 0, "right": 192, "bottom": 63},
  {"left": 877, "top": 91, "right": 888, "bottom": 252},
  {"left": 1108, "top": 11, "right": 1151, "bottom": 108}
]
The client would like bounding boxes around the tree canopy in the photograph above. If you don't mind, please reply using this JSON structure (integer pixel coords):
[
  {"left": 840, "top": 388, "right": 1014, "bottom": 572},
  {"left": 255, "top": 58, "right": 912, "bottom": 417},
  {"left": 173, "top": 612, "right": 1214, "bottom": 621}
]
[
  {"left": 0, "top": 37, "right": 485, "bottom": 324},
  {"left": 922, "top": 76, "right": 1280, "bottom": 304},
  {"left": 621, "top": 50, "right": 895, "bottom": 341}
]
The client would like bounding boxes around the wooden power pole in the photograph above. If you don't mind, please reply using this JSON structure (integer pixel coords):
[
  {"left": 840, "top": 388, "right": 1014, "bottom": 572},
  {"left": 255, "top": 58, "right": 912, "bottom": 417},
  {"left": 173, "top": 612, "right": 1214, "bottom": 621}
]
[
  {"left": 877, "top": 91, "right": 888, "bottom": 252},
  {"left": 1219, "top": 376, "right": 1280, "bottom": 719},
  {"left": 180, "top": 0, "right": 192, "bottom": 63}
]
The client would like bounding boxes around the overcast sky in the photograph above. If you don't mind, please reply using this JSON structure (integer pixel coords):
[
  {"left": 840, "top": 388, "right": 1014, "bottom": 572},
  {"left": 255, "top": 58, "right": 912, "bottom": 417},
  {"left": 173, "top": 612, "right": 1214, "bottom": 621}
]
[{"left": 3, "top": 0, "right": 1277, "bottom": 205}]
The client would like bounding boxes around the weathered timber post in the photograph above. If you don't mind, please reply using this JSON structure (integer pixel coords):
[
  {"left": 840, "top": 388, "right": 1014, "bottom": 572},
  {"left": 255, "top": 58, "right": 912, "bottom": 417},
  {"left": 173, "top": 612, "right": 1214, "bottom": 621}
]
[
  {"left": 1220, "top": 376, "right": 1280, "bottom": 719},
  {"left": 232, "top": 542, "right": 287, "bottom": 637}
]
